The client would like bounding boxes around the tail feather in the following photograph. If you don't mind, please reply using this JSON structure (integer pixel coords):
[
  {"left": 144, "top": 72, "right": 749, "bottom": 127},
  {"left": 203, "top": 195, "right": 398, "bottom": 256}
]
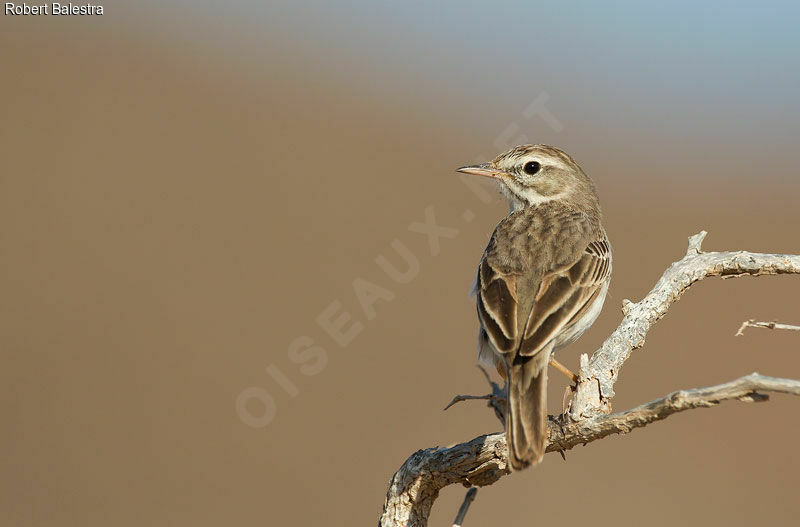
[{"left": 506, "top": 351, "right": 549, "bottom": 470}]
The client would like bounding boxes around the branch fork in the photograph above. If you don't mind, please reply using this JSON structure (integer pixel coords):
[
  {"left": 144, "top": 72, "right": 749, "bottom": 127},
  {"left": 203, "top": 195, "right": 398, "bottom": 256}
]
[{"left": 379, "top": 232, "right": 800, "bottom": 527}]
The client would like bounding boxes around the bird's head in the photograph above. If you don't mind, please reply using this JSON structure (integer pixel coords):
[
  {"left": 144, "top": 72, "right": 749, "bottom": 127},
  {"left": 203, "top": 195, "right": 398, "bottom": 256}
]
[{"left": 457, "top": 145, "right": 598, "bottom": 212}]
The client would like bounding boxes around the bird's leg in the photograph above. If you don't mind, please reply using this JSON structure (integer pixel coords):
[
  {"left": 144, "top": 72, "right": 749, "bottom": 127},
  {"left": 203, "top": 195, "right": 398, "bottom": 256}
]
[
  {"left": 549, "top": 356, "right": 578, "bottom": 384},
  {"left": 550, "top": 356, "right": 578, "bottom": 417}
]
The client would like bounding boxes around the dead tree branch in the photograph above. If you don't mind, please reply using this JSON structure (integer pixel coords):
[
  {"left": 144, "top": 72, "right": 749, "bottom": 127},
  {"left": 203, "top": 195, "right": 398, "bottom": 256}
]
[
  {"left": 379, "top": 232, "right": 800, "bottom": 527},
  {"left": 451, "top": 487, "right": 477, "bottom": 527},
  {"left": 380, "top": 374, "right": 800, "bottom": 527},
  {"left": 736, "top": 319, "right": 800, "bottom": 336}
]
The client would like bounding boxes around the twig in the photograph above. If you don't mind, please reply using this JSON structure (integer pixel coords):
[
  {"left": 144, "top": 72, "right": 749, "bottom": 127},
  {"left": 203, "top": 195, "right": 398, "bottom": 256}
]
[
  {"left": 378, "top": 232, "right": 800, "bottom": 527},
  {"left": 444, "top": 366, "right": 506, "bottom": 425},
  {"left": 444, "top": 394, "right": 498, "bottom": 411},
  {"left": 570, "top": 230, "right": 800, "bottom": 419},
  {"left": 735, "top": 319, "right": 800, "bottom": 336},
  {"left": 452, "top": 487, "right": 478, "bottom": 527}
]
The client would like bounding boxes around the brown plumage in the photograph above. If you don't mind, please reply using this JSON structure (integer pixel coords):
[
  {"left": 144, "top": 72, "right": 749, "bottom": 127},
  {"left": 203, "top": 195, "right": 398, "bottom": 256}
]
[{"left": 458, "top": 145, "right": 612, "bottom": 470}]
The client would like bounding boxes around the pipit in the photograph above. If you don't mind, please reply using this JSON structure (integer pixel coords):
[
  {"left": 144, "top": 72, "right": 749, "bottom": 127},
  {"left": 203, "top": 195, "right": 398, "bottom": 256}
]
[{"left": 458, "top": 145, "right": 612, "bottom": 471}]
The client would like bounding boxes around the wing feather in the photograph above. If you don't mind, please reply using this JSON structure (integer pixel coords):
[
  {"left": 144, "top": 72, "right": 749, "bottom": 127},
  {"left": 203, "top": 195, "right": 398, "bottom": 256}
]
[
  {"left": 520, "top": 236, "right": 611, "bottom": 356},
  {"left": 477, "top": 232, "right": 611, "bottom": 360}
]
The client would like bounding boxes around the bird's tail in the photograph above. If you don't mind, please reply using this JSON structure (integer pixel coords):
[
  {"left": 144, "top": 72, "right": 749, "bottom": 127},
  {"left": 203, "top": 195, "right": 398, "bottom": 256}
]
[{"left": 506, "top": 351, "right": 549, "bottom": 470}]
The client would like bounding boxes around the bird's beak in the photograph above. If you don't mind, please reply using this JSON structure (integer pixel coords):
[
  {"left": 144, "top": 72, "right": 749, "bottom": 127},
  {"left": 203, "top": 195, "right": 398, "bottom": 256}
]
[{"left": 456, "top": 163, "right": 509, "bottom": 180}]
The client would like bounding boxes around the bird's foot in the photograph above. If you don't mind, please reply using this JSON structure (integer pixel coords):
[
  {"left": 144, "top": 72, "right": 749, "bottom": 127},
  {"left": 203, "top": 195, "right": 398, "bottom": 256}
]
[{"left": 549, "top": 356, "right": 579, "bottom": 384}]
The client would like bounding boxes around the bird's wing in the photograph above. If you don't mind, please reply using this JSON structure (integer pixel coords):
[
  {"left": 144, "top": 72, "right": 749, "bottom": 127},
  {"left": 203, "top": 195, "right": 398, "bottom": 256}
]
[
  {"left": 518, "top": 236, "right": 610, "bottom": 357},
  {"left": 475, "top": 256, "right": 521, "bottom": 356},
  {"left": 477, "top": 235, "right": 611, "bottom": 361}
]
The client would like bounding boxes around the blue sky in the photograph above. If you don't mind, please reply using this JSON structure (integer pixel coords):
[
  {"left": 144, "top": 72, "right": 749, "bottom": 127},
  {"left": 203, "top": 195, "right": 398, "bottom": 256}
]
[{"left": 144, "top": 1, "right": 800, "bottom": 157}]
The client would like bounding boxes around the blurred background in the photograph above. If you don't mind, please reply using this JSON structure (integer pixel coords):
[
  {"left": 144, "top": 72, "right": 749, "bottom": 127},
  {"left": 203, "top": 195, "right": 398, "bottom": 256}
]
[{"left": 2, "top": 1, "right": 799, "bottom": 525}]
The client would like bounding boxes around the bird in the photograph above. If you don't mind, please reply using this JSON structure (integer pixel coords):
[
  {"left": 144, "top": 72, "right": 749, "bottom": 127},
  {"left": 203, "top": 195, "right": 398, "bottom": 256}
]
[{"left": 457, "top": 145, "right": 611, "bottom": 471}]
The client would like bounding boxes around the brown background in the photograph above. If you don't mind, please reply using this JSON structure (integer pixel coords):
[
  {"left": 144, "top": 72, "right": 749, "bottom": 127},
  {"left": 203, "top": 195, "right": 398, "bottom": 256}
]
[{"left": 2, "top": 4, "right": 799, "bottom": 526}]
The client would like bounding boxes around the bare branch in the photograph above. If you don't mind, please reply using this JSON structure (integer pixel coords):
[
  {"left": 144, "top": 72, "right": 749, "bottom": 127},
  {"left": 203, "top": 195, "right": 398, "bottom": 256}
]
[
  {"left": 443, "top": 394, "right": 496, "bottom": 411},
  {"left": 380, "top": 374, "right": 800, "bottom": 527},
  {"left": 452, "top": 487, "right": 477, "bottom": 527},
  {"left": 378, "top": 232, "right": 800, "bottom": 527},
  {"left": 735, "top": 319, "right": 800, "bottom": 336},
  {"left": 570, "top": 231, "right": 800, "bottom": 418},
  {"left": 443, "top": 366, "right": 506, "bottom": 425}
]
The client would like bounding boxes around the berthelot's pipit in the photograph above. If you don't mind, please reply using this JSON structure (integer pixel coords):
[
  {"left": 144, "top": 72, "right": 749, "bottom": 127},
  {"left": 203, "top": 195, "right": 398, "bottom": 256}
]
[{"left": 458, "top": 145, "right": 611, "bottom": 470}]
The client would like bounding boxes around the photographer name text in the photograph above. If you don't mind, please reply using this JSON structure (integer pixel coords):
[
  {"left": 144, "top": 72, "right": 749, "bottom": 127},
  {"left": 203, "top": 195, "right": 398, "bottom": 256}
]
[{"left": 5, "top": 3, "right": 103, "bottom": 15}]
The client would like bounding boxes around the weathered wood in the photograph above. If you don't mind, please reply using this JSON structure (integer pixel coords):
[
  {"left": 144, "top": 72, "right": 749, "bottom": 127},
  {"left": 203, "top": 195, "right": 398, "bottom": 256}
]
[
  {"left": 736, "top": 319, "right": 800, "bottom": 336},
  {"left": 379, "top": 232, "right": 800, "bottom": 527}
]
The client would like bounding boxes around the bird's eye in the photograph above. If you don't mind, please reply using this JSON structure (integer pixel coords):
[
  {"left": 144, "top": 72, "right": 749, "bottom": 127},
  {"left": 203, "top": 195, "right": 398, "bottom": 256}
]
[{"left": 522, "top": 161, "right": 541, "bottom": 175}]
